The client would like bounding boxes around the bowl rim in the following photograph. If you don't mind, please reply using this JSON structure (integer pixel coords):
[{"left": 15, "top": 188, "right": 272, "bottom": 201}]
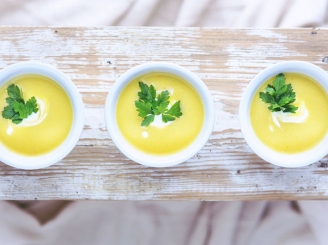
[
  {"left": 0, "top": 61, "right": 84, "bottom": 169},
  {"left": 239, "top": 60, "right": 328, "bottom": 168},
  {"left": 105, "top": 62, "right": 215, "bottom": 167}
]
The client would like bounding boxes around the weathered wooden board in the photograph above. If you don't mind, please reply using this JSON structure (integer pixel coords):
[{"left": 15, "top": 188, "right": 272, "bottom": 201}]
[{"left": 0, "top": 27, "right": 327, "bottom": 200}]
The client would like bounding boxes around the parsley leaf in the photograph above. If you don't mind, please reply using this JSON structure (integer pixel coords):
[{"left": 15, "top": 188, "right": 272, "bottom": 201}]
[
  {"left": 1, "top": 84, "right": 39, "bottom": 124},
  {"left": 259, "top": 73, "right": 298, "bottom": 113},
  {"left": 26, "top": 96, "right": 39, "bottom": 115},
  {"left": 135, "top": 101, "right": 152, "bottom": 118},
  {"left": 141, "top": 114, "right": 155, "bottom": 127},
  {"left": 2, "top": 105, "right": 16, "bottom": 119},
  {"left": 7, "top": 84, "right": 24, "bottom": 103},
  {"left": 13, "top": 101, "right": 28, "bottom": 119},
  {"left": 135, "top": 82, "right": 183, "bottom": 127},
  {"left": 138, "top": 82, "right": 156, "bottom": 102},
  {"left": 157, "top": 90, "right": 170, "bottom": 105}
]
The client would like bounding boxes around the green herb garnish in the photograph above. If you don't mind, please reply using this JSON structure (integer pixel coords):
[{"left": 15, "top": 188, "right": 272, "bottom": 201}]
[
  {"left": 135, "top": 82, "right": 183, "bottom": 127},
  {"left": 2, "top": 84, "right": 39, "bottom": 124},
  {"left": 259, "top": 73, "right": 298, "bottom": 113}
]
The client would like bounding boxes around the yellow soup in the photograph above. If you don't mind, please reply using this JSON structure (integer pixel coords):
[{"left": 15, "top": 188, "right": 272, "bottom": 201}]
[
  {"left": 0, "top": 74, "right": 73, "bottom": 156},
  {"left": 116, "top": 72, "right": 204, "bottom": 155},
  {"left": 250, "top": 73, "right": 328, "bottom": 153}
]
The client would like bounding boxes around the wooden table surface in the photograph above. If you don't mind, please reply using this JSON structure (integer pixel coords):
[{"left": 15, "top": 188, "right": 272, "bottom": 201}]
[{"left": 0, "top": 27, "right": 328, "bottom": 201}]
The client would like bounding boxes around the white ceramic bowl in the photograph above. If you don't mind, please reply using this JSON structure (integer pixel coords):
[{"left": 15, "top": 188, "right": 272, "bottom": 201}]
[
  {"left": 105, "top": 62, "right": 214, "bottom": 167},
  {"left": 0, "top": 61, "right": 84, "bottom": 169},
  {"left": 239, "top": 61, "right": 328, "bottom": 168}
]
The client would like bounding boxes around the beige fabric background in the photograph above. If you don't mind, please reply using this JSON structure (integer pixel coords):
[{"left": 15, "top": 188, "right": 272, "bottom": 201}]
[{"left": 1, "top": 0, "right": 328, "bottom": 244}]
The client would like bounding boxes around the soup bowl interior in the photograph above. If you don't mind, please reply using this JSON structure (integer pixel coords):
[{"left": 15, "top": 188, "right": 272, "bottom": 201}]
[
  {"left": 239, "top": 61, "right": 328, "bottom": 167},
  {"left": 105, "top": 62, "right": 214, "bottom": 167},
  {"left": 0, "top": 61, "right": 84, "bottom": 169}
]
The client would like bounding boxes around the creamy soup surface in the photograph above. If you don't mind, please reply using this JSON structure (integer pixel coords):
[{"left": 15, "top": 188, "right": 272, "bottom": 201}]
[
  {"left": 116, "top": 72, "right": 204, "bottom": 155},
  {"left": 250, "top": 73, "right": 328, "bottom": 153},
  {"left": 0, "top": 74, "right": 73, "bottom": 156}
]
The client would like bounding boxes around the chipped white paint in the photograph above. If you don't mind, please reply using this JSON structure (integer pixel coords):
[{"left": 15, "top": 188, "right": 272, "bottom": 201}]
[
  {"left": 0, "top": 27, "right": 327, "bottom": 201},
  {"left": 246, "top": 29, "right": 288, "bottom": 39},
  {"left": 213, "top": 99, "right": 240, "bottom": 131},
  {"left": 247, "top": 29, "right": 307, "bottom": 44},
  {"left": 80, "top": 107, "right": 108, "bottom": 140},
  {"left": 224, "top": 43, "right": 308, "bottom": 74}
]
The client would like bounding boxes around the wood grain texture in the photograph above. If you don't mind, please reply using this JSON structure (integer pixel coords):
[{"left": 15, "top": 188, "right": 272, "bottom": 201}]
[{"left": 0, "top": 27, "right": 328, "bottom": 200}]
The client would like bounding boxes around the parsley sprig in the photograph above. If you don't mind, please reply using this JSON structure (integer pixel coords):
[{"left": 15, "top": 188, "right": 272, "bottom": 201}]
[
  {"left": 259, "top": 73, "right": 298, "bottom": 113},
  {"left": 2, "top": 84, "right": 39, "bottom": 124},
  {"left": 135, "top": 82, "right": 183, "bottom": 127}
]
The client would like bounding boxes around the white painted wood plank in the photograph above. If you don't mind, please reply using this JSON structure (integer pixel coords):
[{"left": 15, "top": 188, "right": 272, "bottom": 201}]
[{"left": 0, "top": 27, "right": 327, "bottom": 200}]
